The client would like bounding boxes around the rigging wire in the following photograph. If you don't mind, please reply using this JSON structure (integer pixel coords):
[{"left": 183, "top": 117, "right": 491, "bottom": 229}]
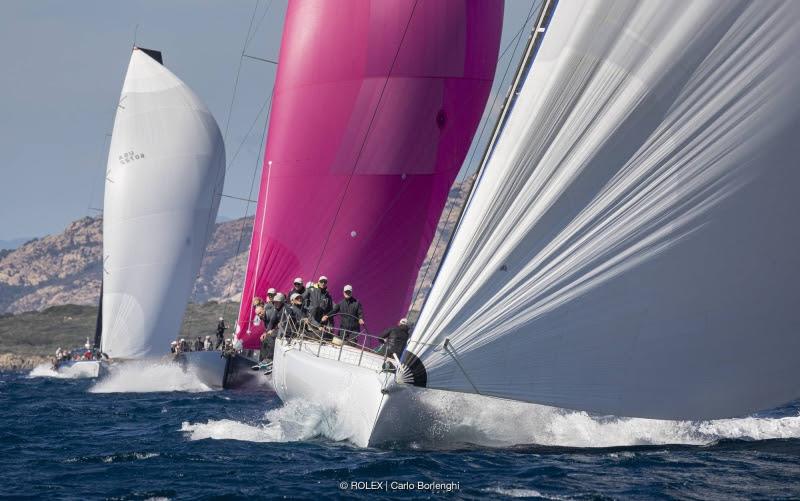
[
  {"left": 408, "top": 0, "right": 541, "bottom": 314},
  {"left": 221, "top": 89, "right": 274, "bottom": 325},
  {"left": 223, "top": 0, "right": 260, "bottom": 143},
  {"left": 411, "top": 0, "right": 557, "bottom": 327},
  {"left": 187, "top": 0, "right": 269, "bottom": 334},
  {"left": 245, "top": 0, "right": 274, "bottom": 51}
]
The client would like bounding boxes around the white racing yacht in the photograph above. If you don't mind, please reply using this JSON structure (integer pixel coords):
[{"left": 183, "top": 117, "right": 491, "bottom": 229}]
[{"left": 272, "top": 0, "right": 800, "bottom": 447}]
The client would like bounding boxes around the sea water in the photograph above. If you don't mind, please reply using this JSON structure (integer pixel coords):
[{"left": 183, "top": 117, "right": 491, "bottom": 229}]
[{"left": 2, "top": 364, "right": 800, "bottom": 499}]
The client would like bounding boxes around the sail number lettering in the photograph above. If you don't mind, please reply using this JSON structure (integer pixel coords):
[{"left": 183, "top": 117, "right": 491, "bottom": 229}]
[{"left": 118, "top": 150, "right": 146, "bottom": 165}]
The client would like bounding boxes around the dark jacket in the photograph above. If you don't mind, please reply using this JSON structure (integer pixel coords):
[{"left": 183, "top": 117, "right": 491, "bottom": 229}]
[
  {"left": 216, "top": 320, "right": 227, "bottom": 337},
  {"left": 302, "top": 286, "right": 332, "bottom": 323},
  {"left": 330, "top": 297, "right": 364, "bottom": 333},
  {"left": 379, "top": 324, "right": 410, "bottom": 356},
  {"left": 262, "top": 304, "right": 283, "bottom": 333},
  {"left": 280, "top": 304, "right": 305, "bottom": 338},
  {"left": 287, "top": 285, "right": 306, "bottom": 300}
]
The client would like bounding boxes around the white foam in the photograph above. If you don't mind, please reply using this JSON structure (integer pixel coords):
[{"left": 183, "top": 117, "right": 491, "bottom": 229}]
[
  {"left": 486, "top": 487, "right": 562, "bottom": 499},
  {"left": 181, "top": 399, "right": 354, "bottom": 443},
  {"left": 413, "top": 392, "right": 800, "bottom": 448},
  {"left": 89, "top": 360, "right": 212, "bottom": 393},
  {"left": 183, "top": 390, "right": 800, "bottom": 449}
]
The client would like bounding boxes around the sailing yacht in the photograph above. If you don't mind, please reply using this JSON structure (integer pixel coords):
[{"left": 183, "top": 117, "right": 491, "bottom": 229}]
[
  {"left": 229, "top": 0, "right": 503, "bottom": 388},
  {"left": 98, "top": 47, "right": 226, "bottom": 372},
  {"left": 269, "top": 0, "right": 800, "bottom": 447}
]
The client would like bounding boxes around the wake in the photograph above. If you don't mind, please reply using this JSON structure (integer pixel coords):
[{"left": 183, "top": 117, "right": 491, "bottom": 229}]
[
  {"left": 181, "top": 393, "right": 800, "bottom": 449},
  {"left": 181, "top": 399, "right": 355, "bottom": 443},
  {"left": 89, "top": 360, "right": 212, "bottom": 393}
]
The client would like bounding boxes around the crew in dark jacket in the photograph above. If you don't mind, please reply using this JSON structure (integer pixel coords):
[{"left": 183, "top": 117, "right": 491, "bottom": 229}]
[
  {"left": 259, "top": 293, "right": 285, "bottom": 361},
  {"left": 281, "top": 293, "right": 306, "bottom": 338},
  {"left": 287, "top": 278, "right": 305, "bottom": 301},
  {"left": 322, "top": 284, "right": 364, "bottom": 341},
  {"left": 302, "top": 276, "right": 333, "bottom": 325},
  {"left": 215, "top": 317, "right": 227, "bottom": 349},
  {"left": 379, "top": 318, "right": 410, "bottom": 359}
]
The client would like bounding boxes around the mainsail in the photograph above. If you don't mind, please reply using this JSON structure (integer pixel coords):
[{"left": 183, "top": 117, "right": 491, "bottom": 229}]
[
  {"left": 405, "top": 0, "right": 800, "bottom": 420},
  {"left": 235, "top": 0, "right": 503, "bottom": 348},
  {"left": 101, "top": 48, "right": 226, "bottom": 359}
]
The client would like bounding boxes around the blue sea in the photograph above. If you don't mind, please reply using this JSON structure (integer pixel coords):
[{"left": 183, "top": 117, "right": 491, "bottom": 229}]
[{"left": 2, "top": 363, "right": 800, "bottom": 500}]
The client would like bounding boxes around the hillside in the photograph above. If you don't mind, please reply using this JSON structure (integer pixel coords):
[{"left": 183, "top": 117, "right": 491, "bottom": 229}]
[
  {"left": 0, "top": 177, "right": 472, "bottom": 317},
  {"left": 0, "top": 175, "right": 473, "bottom": 362},
  {"left": 0, "top": 301, "right": 240, "bottom": 359},
  {"left": 0, "top": 217, "right": 253, "bottom": 314}
]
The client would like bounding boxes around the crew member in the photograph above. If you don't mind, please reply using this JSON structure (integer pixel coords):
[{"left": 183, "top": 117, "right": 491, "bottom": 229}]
[
  {"left": 282, "top": 292, "right": 306, "bottom": 338},
  {"left": 288, "top": 278, "right": 305, "bottom": 299},
  {"left": 259, "top": 292, "right": 285, "bottom": 361},
  {"left": 303, "top": 276, "right": 332, "bottom": 325},
  {"left": 322, "top": 284, "right": 364, "bottom": 342},
  {"left": 215, "top": 317, "right": 227, "bottom": 349},
  {"left": 378, "top": 318, "right": 411, "bottom": 359}
]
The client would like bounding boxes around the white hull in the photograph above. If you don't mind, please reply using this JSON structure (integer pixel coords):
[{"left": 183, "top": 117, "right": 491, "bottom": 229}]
[
  {"left": 272, "top": 337, "right": 508, "bottom": 447},
  {"left": 54, "top": 360, "right": 107, "bottom": 378}
]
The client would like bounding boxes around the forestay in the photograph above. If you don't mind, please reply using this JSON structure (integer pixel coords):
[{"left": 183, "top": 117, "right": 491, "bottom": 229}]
[
  {"left": 405, "top": 0, "right": 800, "bottom": 420},
  {"left": 102, "top": 48, "right": 225, "bottom": 359}
]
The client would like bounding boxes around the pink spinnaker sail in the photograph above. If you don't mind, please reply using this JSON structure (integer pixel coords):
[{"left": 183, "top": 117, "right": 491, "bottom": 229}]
[{"left": 236, "top": 0, "right": 503, "bottom": 349}]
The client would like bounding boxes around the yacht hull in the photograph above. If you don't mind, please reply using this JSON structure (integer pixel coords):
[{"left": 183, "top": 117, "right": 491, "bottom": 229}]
[
  {"left": 272, "top": 337, "right": 483, "bottom": 447},
  {"left": 176, "top": 351, "right": 267, "bottom": 390},
  {"left": 54, "top": 360, "right": 107, "bottom": 378}
]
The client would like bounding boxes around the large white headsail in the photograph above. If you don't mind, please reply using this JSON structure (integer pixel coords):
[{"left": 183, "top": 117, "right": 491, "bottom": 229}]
[
  {"left": 405, "top": 0, "right": 800, "bottom": 420},
  {"left": 101, "top": 48, "right": 225, "bottom": 359}
]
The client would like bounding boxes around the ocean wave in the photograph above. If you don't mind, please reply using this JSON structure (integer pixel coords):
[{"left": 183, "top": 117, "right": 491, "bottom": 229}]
[
  {"left": 182, "top": 390, "right": 800, "bottom": 449},
  {"left": 89, "top": 360, "right": 212, "bottom": 393},
  {"left": 411, "top": 391, "right": 800, "bottom": 448},
  {"left": 64, "top": 452, "right": 160, "bottom": 464},
  {"left": 181, "top": 399, "right": 353, "bottom": 443}
]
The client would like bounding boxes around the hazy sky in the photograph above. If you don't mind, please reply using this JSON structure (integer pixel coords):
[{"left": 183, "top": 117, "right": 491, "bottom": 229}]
[{"left": 0, "top": 0, "right": 537, "bottom": 241}]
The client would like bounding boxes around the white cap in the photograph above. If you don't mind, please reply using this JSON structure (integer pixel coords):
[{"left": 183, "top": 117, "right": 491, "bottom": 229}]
[
  {"left": 170, "top": 341, "right": 177, "bottom": 345},
  {"left": 219, "top": 317, "right": 224, "bottom": 321},
  {"left": 267, "top": 288, "right": 276, "bottom": 295},
  {"left": 319, "top": 275, "right": 328, "bottom": 282},
  {"left": 180, "top": 338, "right": 186, "bottom": 342},
  {"left": 399, "top": 318, "right": 408, "bottom": 325},
  {"left": 293, "top": 277, "right": 303, "bottom": 285},
  {"left": 306, "top": 281, "right": 314, "bottom": 288},
  {"left": 343, "top": 284, "right": 353, "bottom": 292},
  {"left": 273, "top": 292, "right": 285, "bottom": 302},
  {"left": 290, "top": 292, "right": 301, "bottom": 301}
]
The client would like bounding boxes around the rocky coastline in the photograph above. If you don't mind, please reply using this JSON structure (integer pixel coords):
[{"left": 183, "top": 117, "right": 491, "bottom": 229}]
[{"left": 0, "top": 352, "right": 50, "bottom": 371}]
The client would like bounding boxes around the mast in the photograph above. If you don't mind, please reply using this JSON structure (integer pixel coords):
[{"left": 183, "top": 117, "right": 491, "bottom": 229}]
[{"left": 93, "top": 281, "right": 103, "bottom": 349}]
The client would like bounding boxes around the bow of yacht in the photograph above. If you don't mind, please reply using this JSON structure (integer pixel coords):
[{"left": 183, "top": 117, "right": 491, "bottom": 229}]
[{"left": 270, "top": 330, "right": 445, "bottom": 448}]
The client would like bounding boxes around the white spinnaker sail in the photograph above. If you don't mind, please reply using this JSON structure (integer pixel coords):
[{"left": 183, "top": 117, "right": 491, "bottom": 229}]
[
  {"left": 405, "top": 0, "right": 800, "bottom": 420},
  {"left": 101, "top": 48, "right": 225, "bottom": 359}
]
